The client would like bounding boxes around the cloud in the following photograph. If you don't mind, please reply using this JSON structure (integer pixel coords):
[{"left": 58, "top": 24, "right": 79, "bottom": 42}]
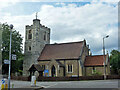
[
  {"left": 0, "top": 2, "right": 118, "bottom": 55},
  {"left": 0, "top": 0, "right": 20, "bottom": 9},
  {"left": 39, "top": 3, "right": 118, "bottom": 54},
  {"left": 1, "top": 0, "right": 119, "bottom": 3}
]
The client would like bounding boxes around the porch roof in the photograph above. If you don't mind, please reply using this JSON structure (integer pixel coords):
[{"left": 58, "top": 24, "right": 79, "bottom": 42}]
[{"left": 29, "top": 64, "right": 44, "bottom": 72}]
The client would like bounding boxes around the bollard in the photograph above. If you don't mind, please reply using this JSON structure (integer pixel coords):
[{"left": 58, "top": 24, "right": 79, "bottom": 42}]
[
  {"left": 1, "top": 84, "right": 4, "bottom": 90},
  {"left": 4, "top": 78, "right": 8, "bottom": 90},
  {"left": 1, "top": 79, "right": 5, "bottom": 90},
  {"left": 5, "top": 84, "right": 8, "bottom": 90},
  {"left": 31, "top": 76, "right": 36, "bottom": 87},
  {"left": 12, "top": 84, "right": 14, "bottom": 88},
  {"left": 34, "top": 80, "right": 36, "bottom": 85}
]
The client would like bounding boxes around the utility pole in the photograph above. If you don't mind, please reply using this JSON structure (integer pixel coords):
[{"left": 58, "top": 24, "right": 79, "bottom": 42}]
[
  {"left": 8, "top": 24, "right": 13, "bottom": 90},
  {"left": 103, "top": 35, "right": 109, "bottom": 80}
]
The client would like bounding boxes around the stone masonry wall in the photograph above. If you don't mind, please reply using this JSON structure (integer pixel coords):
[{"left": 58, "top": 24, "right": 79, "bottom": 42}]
[
  {"left": 38, "top": 59, "right": 81, "bottom": 77},
  {"left": 85, "top": 66, "right": 110, "bottom": 76},
  {"left": 23, "top": 19, "right": 50, "bottom": 76}
]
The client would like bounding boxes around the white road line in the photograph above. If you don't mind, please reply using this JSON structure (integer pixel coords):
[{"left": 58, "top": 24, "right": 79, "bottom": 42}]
[
  {"left": 42, "top": 83, "right": 58, "bottom": 88},
  {"left": 41, "top": 82, "right": 71, "bottom": 88}
]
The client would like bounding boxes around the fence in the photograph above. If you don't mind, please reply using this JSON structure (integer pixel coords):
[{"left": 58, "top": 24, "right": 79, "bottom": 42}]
[{"left": 11, "top": 75, "right": 120, "bottom": 81}]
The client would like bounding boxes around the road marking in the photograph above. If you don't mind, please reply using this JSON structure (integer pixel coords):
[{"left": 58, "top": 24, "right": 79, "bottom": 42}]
[
  {"left": 42, "top": 83, "right": 58, "bottom": 88},
  {"left": 41, "top": 82, "right": 71, "bottom": 88}
]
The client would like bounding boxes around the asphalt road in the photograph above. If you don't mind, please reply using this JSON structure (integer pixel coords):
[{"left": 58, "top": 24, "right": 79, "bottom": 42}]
[
  {"left": 40, "top": 80, "right": 119, "bottom": 88},
  {"left": 0, "top": 79, "right": 119, "bottom": 89}
]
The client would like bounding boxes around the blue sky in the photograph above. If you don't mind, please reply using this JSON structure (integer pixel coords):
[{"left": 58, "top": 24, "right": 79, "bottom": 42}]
[
  {"left": 0, "top": 1, "right": 118, "bottom": 55},
  {"left": 1, "top": 2, "right": 91, "bottom": 16}
]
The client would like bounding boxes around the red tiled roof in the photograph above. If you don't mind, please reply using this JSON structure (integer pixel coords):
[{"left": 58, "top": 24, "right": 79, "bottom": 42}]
[
  {"left": 84, "top": 55, "right": 107, "bottom": 66},
  {"left": 38, "top": 41, "right": 84, "bottom": 60}
]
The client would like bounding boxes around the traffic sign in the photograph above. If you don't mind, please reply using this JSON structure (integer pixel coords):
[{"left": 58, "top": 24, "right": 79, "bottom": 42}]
[
  {"left": 44, "top": 70, "right": 49, "bottom": 77},
  {"left": 12, "top": 54, "right": 16, "bottom": 60},
  {"left": 2, "top": 79, "right": 5, "bottom": 84},
  {"left": 44, "top": 70, "right": 49, "bottom": 73},
  {"left": 4, "top": 60, "right": 9, "bottom": 64}
]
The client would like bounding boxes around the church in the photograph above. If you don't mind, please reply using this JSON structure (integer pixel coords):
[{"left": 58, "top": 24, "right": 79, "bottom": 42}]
[{"left": 23, "top": 17, "right": 110, "bottom": 77}]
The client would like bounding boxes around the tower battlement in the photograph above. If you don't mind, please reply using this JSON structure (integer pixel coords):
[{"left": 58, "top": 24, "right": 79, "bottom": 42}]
[{"left": 41, "top": 25, "right": 50, "bottom": 30}]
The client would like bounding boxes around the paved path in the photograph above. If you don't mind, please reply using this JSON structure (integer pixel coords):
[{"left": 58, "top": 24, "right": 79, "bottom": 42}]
[{"left": 0, "top": 79, "right": 119, "bottom": 89}]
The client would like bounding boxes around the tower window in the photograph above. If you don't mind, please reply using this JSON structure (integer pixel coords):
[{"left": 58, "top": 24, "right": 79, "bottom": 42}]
[
  {"left": 29, "top": 30, "right": 32, "bottom": 33},
  {"left": 28, "top": 34, "right": 32, "bottom": 39},
  {"left": 36, "top": 33, "right": 38, "bottom": 36},
  {"left": 28, "top": 46, "right": 31, "bottom": 51},
  {"left": 28, "top": 30, "right": 32, "bottom": 39},
  {"left": 44, "top": 33, "right": 46, "bottom": 41},
  {"left": 44, "top": 32, "right": 48, "bottom": 41},
  {"left": 48, "top": 33, "right": 49, "bottom": 41}
]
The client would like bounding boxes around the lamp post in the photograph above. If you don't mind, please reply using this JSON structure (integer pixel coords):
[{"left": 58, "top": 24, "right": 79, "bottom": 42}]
[
  {"left": 8, "top": 24, "right": 13, "bottom": 90},
  {"left": 103, "top": 35, "right": 109, "bottom": 80}
]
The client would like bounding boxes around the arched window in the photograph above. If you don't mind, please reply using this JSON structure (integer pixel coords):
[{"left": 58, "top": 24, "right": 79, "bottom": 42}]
[
  {"left": 44, "top": 32, "right": 46, "bottom": 41},
  {"left": 28, "top": 30, "right": 32, "bottom": 39},
  {"left": 47, "top": 33, "right": 49, "bottom": 41},
  {"left": 44, "top": 34, "right": 46, "bottom": 40},
  {"left": 29, "top": 30, "right": 32, "bottom": 33},
  {"left": 28, "top": 46, "right": 31, "bottom": 51},
  {"left": 42, "top": 65, "right": 45, "bottom": 70},
  {"left": 51, "top": 65, "right": 56, "bottom": 77}
]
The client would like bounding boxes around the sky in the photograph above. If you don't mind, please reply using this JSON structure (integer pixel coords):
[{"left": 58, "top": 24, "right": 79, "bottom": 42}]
[{"left": 0, "top": 0, "right": 119, "bottom": 55}]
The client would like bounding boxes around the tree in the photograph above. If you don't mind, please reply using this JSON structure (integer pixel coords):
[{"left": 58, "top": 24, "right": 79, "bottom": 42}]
[
  {"left": 0, "top": 23, "right": 2, "bottom": 73},
  {"left": 1, "top": 23, "right": 24, "bottom": 75},
  {"left": 110, "top": 50, "right": 120, "bottom": 75}
]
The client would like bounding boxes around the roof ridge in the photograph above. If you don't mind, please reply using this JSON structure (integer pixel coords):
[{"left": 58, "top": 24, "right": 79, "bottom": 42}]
[
  {"left": 47, "top": 41, "right": 84, "bottom": 45},
  {"left": 87, "top": 55, "right": 106, "bottom": 57}
]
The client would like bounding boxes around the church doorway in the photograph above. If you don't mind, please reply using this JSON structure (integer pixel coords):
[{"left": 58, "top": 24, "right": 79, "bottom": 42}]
[{"left": 51, "top": 65, "right": 56, "bottom": 77}]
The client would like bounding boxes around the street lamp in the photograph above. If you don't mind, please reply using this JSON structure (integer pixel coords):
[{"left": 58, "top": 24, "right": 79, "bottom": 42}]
[
  {"left": 8, "top": 24, "right": 13, "bottom": 90},
  {"left": 103, "top": 35, "right": 109, "bottom": 80}
]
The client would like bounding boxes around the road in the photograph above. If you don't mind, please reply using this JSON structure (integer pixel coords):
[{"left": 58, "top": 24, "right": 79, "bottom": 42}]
[
  {"left": 0, "top": 79, "right": 119, "bottom": 89},
  {"left": 40, "top": 80, "right": 119, "bottom": 88}
]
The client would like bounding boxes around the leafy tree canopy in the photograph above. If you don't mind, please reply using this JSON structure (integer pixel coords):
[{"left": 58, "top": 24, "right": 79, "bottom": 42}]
[
  {"left": 110, "top": 49, "right": 120, "bottom": 74},
  {"left": 1, "top": 23, "right": 24, "bottom": 75}
]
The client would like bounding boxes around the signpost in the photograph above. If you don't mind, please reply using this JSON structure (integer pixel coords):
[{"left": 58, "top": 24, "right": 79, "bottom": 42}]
[
  {"left": 4, "top": 60, "right": 9, "bottom": 64},
  {"left": 12, "top": 54, "right": 16, "bottom": 60}
]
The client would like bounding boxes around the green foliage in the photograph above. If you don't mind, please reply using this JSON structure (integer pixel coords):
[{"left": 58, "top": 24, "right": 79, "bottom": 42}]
[
  {"left": 1, "top": 23, "right": 24, "bottom": 74},
  {"left": 110, "top": 49, "right": 120, "bottom": 74},
  {"left": 87, "top": 70, "right": 102, "bottom": 76},
  {"left": 92, "top": 70, "right": 102, "bottom": 76},
  {"left": 18, "top": 70, "right": 23, "bottom": 75}
]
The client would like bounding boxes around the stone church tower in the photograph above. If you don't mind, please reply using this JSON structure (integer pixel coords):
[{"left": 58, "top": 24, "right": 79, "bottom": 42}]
[{"left": 23, "top": 17, "right": 50, "bottom": 76}]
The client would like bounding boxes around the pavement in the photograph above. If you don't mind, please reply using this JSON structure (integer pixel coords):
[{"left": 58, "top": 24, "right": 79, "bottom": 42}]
[{"left": 0, "top": 78, "right": 119, "bottom": 89}]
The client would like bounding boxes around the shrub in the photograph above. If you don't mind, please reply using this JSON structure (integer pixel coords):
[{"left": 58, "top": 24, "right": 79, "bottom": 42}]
[{"left": 92, "top": 70, "right": 102, "bottom": 76}]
